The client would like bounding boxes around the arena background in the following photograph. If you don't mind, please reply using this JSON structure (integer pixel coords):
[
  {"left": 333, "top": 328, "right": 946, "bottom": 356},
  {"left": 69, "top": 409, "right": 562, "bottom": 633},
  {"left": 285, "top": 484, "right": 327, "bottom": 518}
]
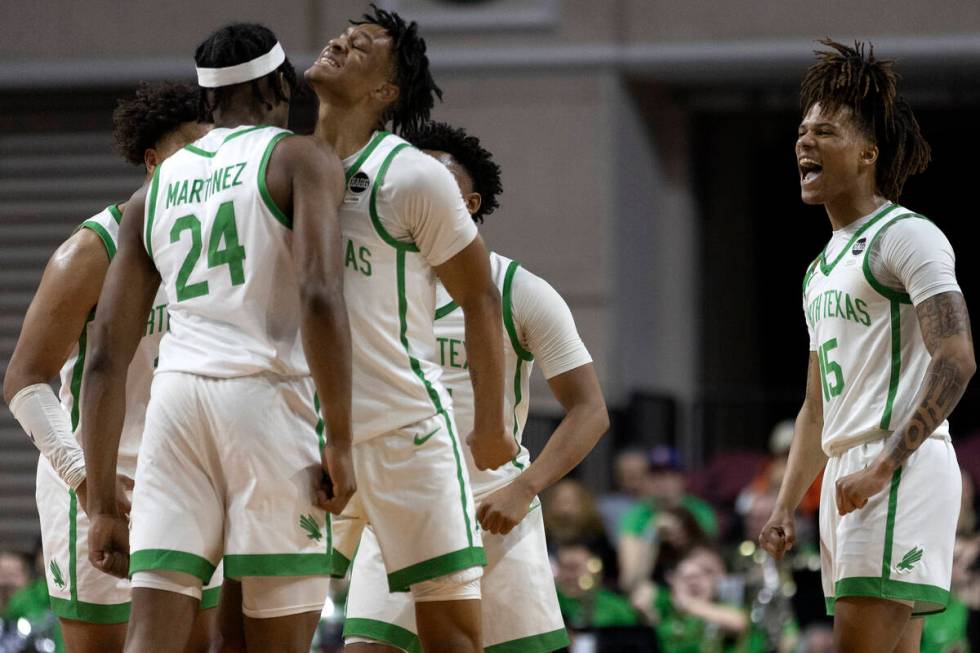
[{"left": 1, "top": 0, "right": 978, "bottom": 558}]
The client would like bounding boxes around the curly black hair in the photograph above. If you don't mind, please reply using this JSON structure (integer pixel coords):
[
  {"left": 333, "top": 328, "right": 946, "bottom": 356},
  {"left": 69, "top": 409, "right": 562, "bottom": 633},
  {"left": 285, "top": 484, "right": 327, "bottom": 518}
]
[
  {"left": 112, "top": 81, "right": 199, "bottom": 168},
  {"left": 406, "top": 122, "right": 502, "bottom": 223},
  {"left": 194, "top": 23, "right": 298, "bottom": 123},
  {"left": 801, "top": 39, "right": 930, "bottom": 201},
  {"left": 352, "top": 5, "right": 443, "bottom": 136}
]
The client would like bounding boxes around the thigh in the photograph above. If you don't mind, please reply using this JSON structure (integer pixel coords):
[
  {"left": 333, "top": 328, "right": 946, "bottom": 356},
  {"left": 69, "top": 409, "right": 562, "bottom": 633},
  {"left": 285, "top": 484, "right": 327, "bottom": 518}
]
[
  {"left": 220, "top": 376, "right": 331, "bottom": 580},
  {"left": 242, "top": 606, "right": 321, "bottom": 653},
  {"left": 343, "top": 526, "right": 418, "bottom": 652},
  {"left": 480, "top": 504, "right": 569, "bottom": 650},
  {"left": 130, "top": 374, "right": 224, "bottom": 583},
  {"left": 834, "top": 596, "right": 912, "bottom": 653},
  {"left": 357, "top": 412, "right": 484, "bottom": 593}
]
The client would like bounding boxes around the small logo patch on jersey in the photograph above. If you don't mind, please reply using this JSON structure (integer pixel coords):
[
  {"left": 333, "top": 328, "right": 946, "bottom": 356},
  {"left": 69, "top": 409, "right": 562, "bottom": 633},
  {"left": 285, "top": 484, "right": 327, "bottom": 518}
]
[
  {"left": 50, "top": 560, "right": 66, "bottom": 590},
  {"left": 896, "top": 546, "right": 924, "bottom": 573},
  {"left": 852, "top": 237, "right": 867, "bottom": 255},
  {"left": 413, "top": 427, "right": 439, "bottom": 446},
  {"left": 345, "top": 171, "right": 370, "bottom": 202},
  {"left": 299, "top": 514, "right": 322, "bottom": 542}
]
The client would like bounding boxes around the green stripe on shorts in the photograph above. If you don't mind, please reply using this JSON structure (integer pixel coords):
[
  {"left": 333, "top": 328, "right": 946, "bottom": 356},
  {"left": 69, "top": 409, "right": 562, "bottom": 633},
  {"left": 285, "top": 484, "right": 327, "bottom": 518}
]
[
  {"left": 386, "top": 546, "right": 486, "bottom": 593},
  {"left": 485, "top": 628, "right": 570, "bottom": 653},
  {"left": 343, "top": 618, "right": 422, "bottom": 653}
]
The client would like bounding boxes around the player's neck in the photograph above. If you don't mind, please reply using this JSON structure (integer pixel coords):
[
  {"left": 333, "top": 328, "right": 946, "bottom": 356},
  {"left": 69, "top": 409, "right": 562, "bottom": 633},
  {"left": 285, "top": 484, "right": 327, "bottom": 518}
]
[
  {"left": 314, "top": 102, "right": 384, "bottom": 160},
  {"left": 824, "top": 193, "right": 888, "bottom": 231},
  {"left": 213, "top": 106, "right": 273, "bottom": 130}
]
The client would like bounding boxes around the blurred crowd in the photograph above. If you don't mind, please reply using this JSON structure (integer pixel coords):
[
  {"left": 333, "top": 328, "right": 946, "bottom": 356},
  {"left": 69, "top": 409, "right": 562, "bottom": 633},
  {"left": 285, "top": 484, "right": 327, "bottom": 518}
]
[{"left": 5, "top": 420, "right": 980, "bottom": 652}]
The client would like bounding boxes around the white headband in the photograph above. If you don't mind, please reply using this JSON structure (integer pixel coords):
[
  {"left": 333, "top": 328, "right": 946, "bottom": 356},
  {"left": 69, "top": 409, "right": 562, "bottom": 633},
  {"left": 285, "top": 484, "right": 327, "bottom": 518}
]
[{"left": 196, "top": 42, "right": 286, "bottom": 88}]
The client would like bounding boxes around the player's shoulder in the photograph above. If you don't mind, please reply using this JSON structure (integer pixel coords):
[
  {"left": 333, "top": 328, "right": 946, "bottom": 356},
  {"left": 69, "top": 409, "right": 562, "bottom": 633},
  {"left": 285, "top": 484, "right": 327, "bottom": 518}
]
[
  {"left": 877, "top": 205, "right": 951, "bottom": 247},
  {"left": 498, "top": 254, "right": 565, "bottom": 308},
  {"left": 382, "top": 142, "right": 453, "bottom": 189}
]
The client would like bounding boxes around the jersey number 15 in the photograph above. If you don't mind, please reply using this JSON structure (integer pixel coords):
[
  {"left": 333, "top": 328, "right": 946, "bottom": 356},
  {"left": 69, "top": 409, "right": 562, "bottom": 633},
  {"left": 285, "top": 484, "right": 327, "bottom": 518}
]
[{"left": 818, "top": 338, "right": 845, "bottom": 401}]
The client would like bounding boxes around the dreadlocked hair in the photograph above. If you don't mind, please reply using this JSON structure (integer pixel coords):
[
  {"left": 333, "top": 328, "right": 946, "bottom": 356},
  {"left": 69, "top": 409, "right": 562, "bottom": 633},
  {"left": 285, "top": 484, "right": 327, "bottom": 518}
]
[
  {"left": 194, "top": 23, "right": 298, "bottom": 123},
  {"left": 352, "top": 4, "right": 443, "bottom": 136},
  {"left": 112, "top": 81, "right": 199, "bottom": 167},
  {"left": 406, "top": 122, "right": 502, "bottom": 223},
  {"left": 800, "top": 39, "right": 931, "bottom": 201}
]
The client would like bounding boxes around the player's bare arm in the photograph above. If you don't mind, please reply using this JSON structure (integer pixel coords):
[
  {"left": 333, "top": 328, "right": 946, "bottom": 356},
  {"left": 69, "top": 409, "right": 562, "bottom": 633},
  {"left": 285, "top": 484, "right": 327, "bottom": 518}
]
[
  {"left": 3, "top": 227, "right": 135, "bottom": 517},
  {"left": 266, "top": 134, "right": 355, "bottom": 514},
  {"left": 478, "top": 364, "right": 608, "bottom": 534},
  {"left": 79, "top": 185, "right": 160, "bottom": 578},
  {"left": 836, "top": 291, "right": 975, "bottom": 514},
  {"left": 435, "top": 237, "right": 516, "bottom": 471},
  {"left": 760, "top": 351, "right": 827, "bottom": 559}
]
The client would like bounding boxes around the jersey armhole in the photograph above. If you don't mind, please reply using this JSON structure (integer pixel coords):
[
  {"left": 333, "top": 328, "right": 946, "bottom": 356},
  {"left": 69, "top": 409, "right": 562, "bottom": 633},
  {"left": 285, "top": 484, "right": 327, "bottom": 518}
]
[
  {"left": 503, "top": 260, "right": 533, "bottom": 362},
  {"left": 145, "top": 166, "right": 162, "bottom": 260},
  {"left": 257, "top": 132, "right": 293, "bottom": 229},
  {"left": 77, "top": 220, "right": 116, "bottom": 261},
  {"left": 861, "top": 213, "right": 923, "bottom": 305}
]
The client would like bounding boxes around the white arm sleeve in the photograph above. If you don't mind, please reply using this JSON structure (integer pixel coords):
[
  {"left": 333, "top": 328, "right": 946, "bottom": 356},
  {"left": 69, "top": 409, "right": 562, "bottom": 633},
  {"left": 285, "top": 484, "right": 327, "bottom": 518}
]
[
  {"left": 9, "top": 383, "right": 86, "bottom": 488},
  {"left": 510, "top": 267, "right": 592, "bottom": 379},
  {"left": 379, "top": 149, "right": 478, "bottom": 267},
  {"left": 869, "top": 218, "right": 961, "bottom": 306}
]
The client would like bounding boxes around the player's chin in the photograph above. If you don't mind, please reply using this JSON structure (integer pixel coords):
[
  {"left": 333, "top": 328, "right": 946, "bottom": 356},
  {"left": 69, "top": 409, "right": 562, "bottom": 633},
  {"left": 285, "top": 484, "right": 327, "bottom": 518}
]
[
  {"left": 303, "top": 64, "right": 335, "bottom": 88},
  {"left": 800, "top": 188, "right": 825, "bottom": 205}
]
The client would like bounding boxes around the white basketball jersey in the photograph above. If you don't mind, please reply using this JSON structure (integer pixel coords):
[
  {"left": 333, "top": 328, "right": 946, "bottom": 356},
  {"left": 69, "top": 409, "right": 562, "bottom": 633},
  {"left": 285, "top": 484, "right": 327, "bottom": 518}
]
[
  {"left": 339, "top": 131, "right": 454, "bottom": 443},
  {"left": 803, "top": 203, "right": 949, "bottom": 452},
  {"left": 434, "top": 252, "right": 532, "bottom": 496},
  {"left": 58, "top": 205, "right": 167, "bottom": 474},
  {"left": 145, "top": 125, "right": 309, "bottom": 378}
]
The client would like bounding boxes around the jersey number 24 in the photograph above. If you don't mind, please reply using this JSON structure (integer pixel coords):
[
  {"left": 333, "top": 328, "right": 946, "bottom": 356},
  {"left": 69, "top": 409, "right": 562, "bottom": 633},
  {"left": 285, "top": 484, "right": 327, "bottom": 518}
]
[{"left": 169, "top": 201, "right": 246, "bottom": 301}]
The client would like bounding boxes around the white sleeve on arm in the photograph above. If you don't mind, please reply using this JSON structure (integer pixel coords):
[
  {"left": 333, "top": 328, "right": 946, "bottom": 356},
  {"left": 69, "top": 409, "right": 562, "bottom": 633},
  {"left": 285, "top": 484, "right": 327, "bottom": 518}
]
[
  {"left": 510, "top": 267, "right": 593, "bottom": 379},
  {"left": 869, "top": 218, "right": 961, "bottom": 306},
  {"left": 381, "top": 149, "right": 478, "bottom": 266},
  {"left": 9, "top": 383, "right": 86, "bottom": 489}
]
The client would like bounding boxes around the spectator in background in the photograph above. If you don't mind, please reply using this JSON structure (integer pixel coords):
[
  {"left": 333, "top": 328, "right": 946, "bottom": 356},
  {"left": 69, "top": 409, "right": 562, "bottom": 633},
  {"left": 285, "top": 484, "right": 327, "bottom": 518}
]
[
  {"left": 618, "top": 446, "right": 718, "bottom": 591},
  {"left": 543, "top": 478, "right": 619, "bottom": 584},
  {"left": 636, "top": 545, "right": 757, "bottom": 653},
  {"left": 598, "top": 449, "right": 653, "bottom": 544},
  {"left": 555, "top": 541, "right": 639, "bottom": 630},
  {"left": 0, "top": 552, "right": 29, "bottom": 614}
]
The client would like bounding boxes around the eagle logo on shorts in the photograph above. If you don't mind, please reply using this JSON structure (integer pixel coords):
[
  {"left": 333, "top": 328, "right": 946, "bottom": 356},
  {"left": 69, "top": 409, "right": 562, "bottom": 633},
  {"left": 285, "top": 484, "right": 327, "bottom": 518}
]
[
  {"left": 896, "top": 546, "right": 924, "bottom": 573},
  {"left": 50, "top": 560, "right": 66, "bottom": 590},
  {"left": 299, "top": 514, "right": 322, "bottom": 542}
]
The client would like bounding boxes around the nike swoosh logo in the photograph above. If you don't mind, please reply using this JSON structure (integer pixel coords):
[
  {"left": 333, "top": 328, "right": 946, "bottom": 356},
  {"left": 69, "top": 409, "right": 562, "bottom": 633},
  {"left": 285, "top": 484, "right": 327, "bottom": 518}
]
[{"left": 413, "top": 427, "right": 439, "bottom": 446}]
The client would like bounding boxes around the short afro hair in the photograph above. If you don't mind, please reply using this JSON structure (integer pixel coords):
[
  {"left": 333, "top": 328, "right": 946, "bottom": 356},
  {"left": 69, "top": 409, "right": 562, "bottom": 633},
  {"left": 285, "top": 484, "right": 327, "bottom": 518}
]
[
  {"left": 112, "top": 81, "right": 199, "bottom": 167},
  {"left": 352, "top": 5, "right": 443, "bottom": 136},
  {"left": 406, "top": 122, "right": 502, "bottom": 223}
]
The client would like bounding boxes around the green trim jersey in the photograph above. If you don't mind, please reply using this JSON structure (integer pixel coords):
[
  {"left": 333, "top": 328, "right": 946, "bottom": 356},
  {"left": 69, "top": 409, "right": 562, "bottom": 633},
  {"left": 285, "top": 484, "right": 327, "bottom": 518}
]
[
  {"left": 803, "top": 203, "right": 960, "bottom": 453},
  {"left": 339, "top": 131, "right": 478, "bottom": 443},
  {"left": 434, "top": 252, "right": 592, "bottom": 496},
  {"left": 58, "top": 205, "right": 167, "bottom": 475},
  {"left": 145, "top": 125, "right": 309, "bottom": 378}
]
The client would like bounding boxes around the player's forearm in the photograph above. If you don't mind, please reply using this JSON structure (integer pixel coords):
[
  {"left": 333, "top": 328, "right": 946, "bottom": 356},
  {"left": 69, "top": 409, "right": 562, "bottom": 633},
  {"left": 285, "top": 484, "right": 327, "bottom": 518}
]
[
  {"left": 774, "top": 406, "right": 826, "bottom": 513},
  {"left": 461, "top": 287, "right": 505, "bottom": 433},
  {"left": 681, "top": 598, "right": 748, "bottom": 634},
  {"left": 300, "top": 285, "right": 353, "bottom": 447},
  {"left": 515, "top": 400, "right": 608, "bottom": 497},
  {"left": 79, "top": 339, "right": 127, "bottom": 515},
  {"left": 875, "top": 345, "right": 974, "bottom": 475}
]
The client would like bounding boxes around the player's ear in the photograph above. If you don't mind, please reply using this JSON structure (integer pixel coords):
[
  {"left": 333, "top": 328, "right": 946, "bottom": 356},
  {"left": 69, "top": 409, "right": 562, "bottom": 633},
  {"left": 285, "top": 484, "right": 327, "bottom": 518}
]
[
  {"left": 374, "top": 81, "right": 399, "bottom": 108},
  {"left": 464, "top": 192, "right": 482, "bottom": 216},
  {"left": 144, "top": 148, "right": 159, "bottom": 175},
  {"left": 860, "top": 144, "right": 879, "bottom": 166}
]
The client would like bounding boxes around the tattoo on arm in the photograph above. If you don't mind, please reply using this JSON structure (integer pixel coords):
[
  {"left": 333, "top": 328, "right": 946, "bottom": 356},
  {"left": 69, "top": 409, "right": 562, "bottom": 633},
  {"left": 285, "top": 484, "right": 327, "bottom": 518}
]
[{"left": 883, "top": 292, "right": 973, "bottom": 469}]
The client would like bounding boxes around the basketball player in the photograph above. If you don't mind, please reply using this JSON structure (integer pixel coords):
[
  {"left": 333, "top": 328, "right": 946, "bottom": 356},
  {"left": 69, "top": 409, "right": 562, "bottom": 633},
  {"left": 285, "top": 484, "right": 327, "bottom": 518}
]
[
  {"left": 78, "top": 24, "right": 353, "bottom": 653},
  {"left": 3, "top": 82, "right": 217, "bottom": 653},
  {"left": 306, "top": 7, "right": 518, "bottom": 653},
  {"left": 342, "top": 122, "right": 609, "bottom": 653},
  {"left": 759, "top": 40, "right": 975, "bottom": 653}
]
